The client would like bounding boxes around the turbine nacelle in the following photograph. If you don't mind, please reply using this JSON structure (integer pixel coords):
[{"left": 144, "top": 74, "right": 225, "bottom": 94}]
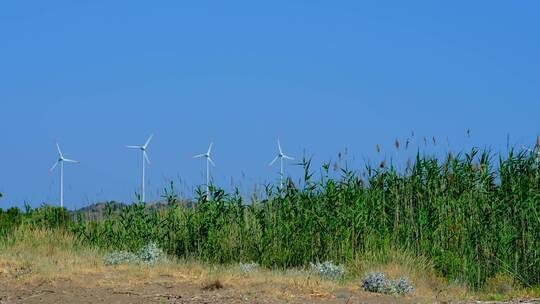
[
  {"left": 269, "top": 138, "right": 294, "bottom": 190},
  {"left": 49, "top": 141, "right": 79, "bottom": 208},
  {"left": 126, "top": 134, "right": 153, "bottom": 203},
  {"left": 269, "top": 139, "right": 294, "bottom": 166},
  {"left": 194, "top": 142, "right": 215, "bottom": 194},
  {"left": 50, "top": 142, "right": 80, "bottom": 173},
  {"left": 194, "top": 142, "right": 215, "bottom": 166},
  {"left": 126, "top": 134, "right": 153, "bottom": 165}
]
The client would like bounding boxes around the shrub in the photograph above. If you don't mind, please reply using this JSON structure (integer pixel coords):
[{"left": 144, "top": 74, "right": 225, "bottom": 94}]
[
  {"left": 361, "top": 272, "right": 414, "bottom": 295},
  {"left": 75, "top": 148, "right": 540, "bottom": 289},
  {"left": 393, "top": 277, "right": 414, "bottom": 295},
  {"left": 137, "top": 243, "right": 164, "bottom": 265},
  {"left": 104, "top": 242, "right": 164, "bottom": 266},
  {"left": 310, "top": 261, "right": 346, "bottom": 280},
  {"left": 362, "top": 272, "right": 392, "bottom": 293},
  {"left": 485, "top": 273, "right": 515, "bottom": 294},
  {"left": 104, "top": 251, "right": 138, "bottom": 265},
  {"left": 239, "top": 262, "right": 259, "bottom": 274}
]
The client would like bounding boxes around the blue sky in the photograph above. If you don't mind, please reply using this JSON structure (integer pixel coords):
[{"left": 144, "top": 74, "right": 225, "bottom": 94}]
[{"left": 1, "top": 1, "right": 539, "bottom": 208}]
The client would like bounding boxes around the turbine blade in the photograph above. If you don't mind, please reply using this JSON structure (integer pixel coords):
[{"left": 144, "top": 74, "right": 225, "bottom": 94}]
[
  {"left": 277, "top": 139, "right": 282, "bottom": 154},
  {"left": 208, "top": 157, "right": 216, "bottom": 167},
  {"left": 193, "top": 154, "right": 205, "bottom": 158},
  {"left": 283, "top": 155, "right": 294, "bottom": 160},
  {"left": 144, "top": 151, "right": 151, "bottom": 164},
  {"left": 63, "top": 158, "right": 80, "bottom": 163},
  {"left": 56, "top": 142, "right": 63, "bottom": 158},
  {"left": 50, "top": 161, "right": 59, "bottom": 172},
  {"left": 207, "top": 142, "right": 213, "bottom": 155},
  {"left": 269, "top": 156, "right": 279, "bottom": 166},
  {"left": 126, "top": 145, "right": 142, "bottom": 149},
  {"left": 144, "top": 134, "right": 153, "bottom": 148}
]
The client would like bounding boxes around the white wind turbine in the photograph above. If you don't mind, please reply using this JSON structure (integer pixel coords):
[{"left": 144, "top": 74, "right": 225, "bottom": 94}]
[
  {"left": 269, "top": 138, "right": 294, "bottom": 189},
  {"left": 126, "top": 134, "right": 153, "bottom": 203},
  {"left": 194, "top": 142, "right": 215, "bottom": 193},
  {"left": 49, "top": 141, "right": 79, "bottom": 208}
]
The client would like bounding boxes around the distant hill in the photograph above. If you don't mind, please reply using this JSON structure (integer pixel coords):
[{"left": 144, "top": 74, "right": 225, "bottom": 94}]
[
  {"left": 70, "top": 199, "right": 196, "bottom": 220},
  {"left": 70, "top": 201, "right": 126, "bottom": 220}
]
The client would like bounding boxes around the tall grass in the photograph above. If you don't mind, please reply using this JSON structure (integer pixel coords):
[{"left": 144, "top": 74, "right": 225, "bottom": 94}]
[
  {"left": 66, "top": 148, "right": 540, "bottom": 289},
  {"left": 0, "top": 204, "right": 69, "bottom": 238}
]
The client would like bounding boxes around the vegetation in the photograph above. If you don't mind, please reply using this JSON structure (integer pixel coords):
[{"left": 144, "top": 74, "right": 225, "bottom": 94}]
[
  {"left": 103, "top": 242, "right": 164, "bottom": 265},
  {"left": 310, "top": 261, "right": 346, "bottom": 280},
  {"left": 71, "top": 148, "right": 540, "bottom": 289},
  {"left": 361, "top": 272, "right": 414, "bottom": 295},
  {"left": 1, "top": 147, "right": 539, "bottom": 291},
  {"left": 238, "top": 262, "right": 259, "bottom": 274},
  {"left": 0, "top": 203, "right": 69, "bottom": 237}
]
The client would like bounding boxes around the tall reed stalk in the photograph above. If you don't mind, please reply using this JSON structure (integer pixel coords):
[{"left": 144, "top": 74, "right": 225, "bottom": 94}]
[{"left": 65, "top": 148, "right": 540, "bottom": 288}]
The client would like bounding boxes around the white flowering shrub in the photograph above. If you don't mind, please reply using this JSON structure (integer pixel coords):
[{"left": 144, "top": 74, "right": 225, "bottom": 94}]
[
  {"left": 361, "top": 272, "right": 414, "bottom": 295},
  {"left": 239, "top": 262, "right": 259, "bottom": 274},
  {"left": 137, "top": 242, "right": 164, "bottom": 265},
  {"left": 104, "top": 242, "right": 164, "bottom": 266},
  {"left": 104, "top": 251, "right": 138, "bottom": 266},
  {"left": 362, "top": 272, "right": 392, "bottom": 293},
  {"left": 393, "top": 277, "right": 414, "bottom": 295},
  {"left": 310, "top": 261, "right": 346, "bottom": 280}
]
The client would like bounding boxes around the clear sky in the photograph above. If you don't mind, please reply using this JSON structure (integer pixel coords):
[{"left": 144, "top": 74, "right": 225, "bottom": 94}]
[{"left": 1, "top": 1, "right": 539, "bottom": 208}]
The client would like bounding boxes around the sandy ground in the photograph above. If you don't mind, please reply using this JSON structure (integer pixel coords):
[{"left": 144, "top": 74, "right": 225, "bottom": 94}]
[
  {"left": 1, "top": 266, "right": 539, "bottom": 304},
  {"left": 0, "top": 268, "right": 422, "bottom": 303}
]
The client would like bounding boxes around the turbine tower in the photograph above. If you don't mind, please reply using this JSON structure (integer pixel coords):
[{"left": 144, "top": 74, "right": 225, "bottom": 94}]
[
  {"left": 269, "top": 138, "right": 294, "bottom": 189},
  {"left": 194, "top": 142, "right": 215, "bottom": 193},
  {"left": 126, "top": 134, "right": 153, "bottom": 203},
  {"left": 50, "top": 141, "right": 79, "bottom": 208}
]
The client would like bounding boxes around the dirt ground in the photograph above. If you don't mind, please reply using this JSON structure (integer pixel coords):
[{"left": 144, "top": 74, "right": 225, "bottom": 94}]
[
  {"left": 0, "top": 229, "right": 538, "bottom": 304},
  {"left": 1, "top": 267, "right": 539, "bottom": 304},
  {"left": 0, "top": 268, "right": 424, "bottom": 304}
]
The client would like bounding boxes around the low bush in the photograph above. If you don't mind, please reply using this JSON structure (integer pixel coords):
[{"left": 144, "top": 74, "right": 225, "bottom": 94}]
[
  {"left": 361, "top": 272, "right": 414, "bottom": 295},
  {"left": 104, "top": 251, "right": 138, "bottom": 265},
  {"left": 104, "top": 242, "right": 164, "bottom": 266},
  {"left": 137, "top": 243, "right": 164, "bottom": 265},
  {"left": 239, "top": 262, "right": 259, "bottom": 274},
  {"left": 310, "top": 261, "right": 346, "bottom": 280}
]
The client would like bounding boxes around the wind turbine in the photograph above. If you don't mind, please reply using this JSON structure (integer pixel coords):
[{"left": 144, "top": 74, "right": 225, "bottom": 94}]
[
  {"left": 194, "top": 142, "right": 215, "bottom": 193},
  {"left": 126, "top": 134, "right": 153, "bottom": 203},
  {"left": 269, "top": 138, "right": 294, "bottom": 189},
  {"left": 49, "top": 141, "right": 79, "bottom": 208}
]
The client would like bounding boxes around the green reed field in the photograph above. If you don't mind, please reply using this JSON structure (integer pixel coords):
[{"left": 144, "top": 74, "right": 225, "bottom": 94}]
[{"left": 1, "top": 147, "right": 539, "bottom": 290}]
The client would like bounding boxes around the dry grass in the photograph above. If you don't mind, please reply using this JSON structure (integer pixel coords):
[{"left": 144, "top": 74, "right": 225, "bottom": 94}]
[
  {"left": 0, "top": 228, "right": 103, "bottom": 282},
  {"left": 1, "top": 227, "right": 538, "bottom": 303},
  {"left": 349, "top": 249, "right": 469, "bottom": 301},
  {"left": 0, "top": 228, "right": 350, "bottom": 301}
]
